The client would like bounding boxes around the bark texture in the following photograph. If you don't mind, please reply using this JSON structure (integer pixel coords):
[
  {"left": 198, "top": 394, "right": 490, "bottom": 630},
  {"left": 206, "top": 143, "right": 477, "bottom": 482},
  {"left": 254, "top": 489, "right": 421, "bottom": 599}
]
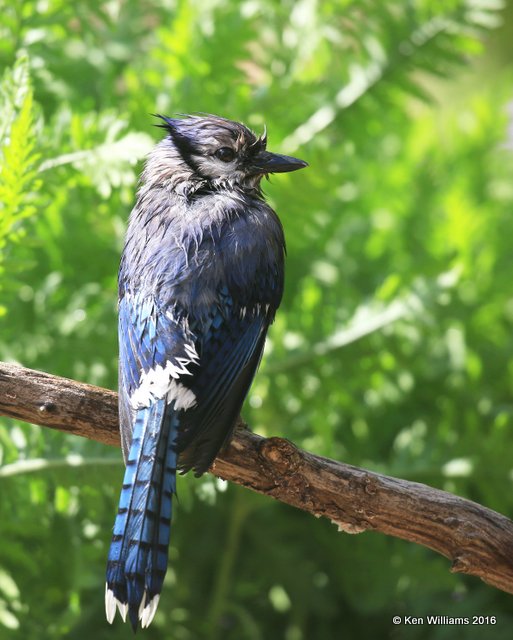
[{"left": 1, "top": 361, "right": 513, "bottom": 595}]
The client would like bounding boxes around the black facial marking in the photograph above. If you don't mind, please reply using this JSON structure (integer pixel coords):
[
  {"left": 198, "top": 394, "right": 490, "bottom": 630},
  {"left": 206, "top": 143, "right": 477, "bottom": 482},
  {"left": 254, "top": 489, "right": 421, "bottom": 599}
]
[{"left": 166, "top": 128, "right": 201, "bottom": 174}]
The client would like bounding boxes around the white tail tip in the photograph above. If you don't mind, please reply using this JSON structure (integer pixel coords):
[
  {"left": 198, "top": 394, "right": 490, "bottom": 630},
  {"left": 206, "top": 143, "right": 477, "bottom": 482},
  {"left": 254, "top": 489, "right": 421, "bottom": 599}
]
[
  {"left": 140, "top": 593, "right": 160, "bottom": 628},
  {"left": 105, "top": 585, "right": 128, "bottom": 624}
]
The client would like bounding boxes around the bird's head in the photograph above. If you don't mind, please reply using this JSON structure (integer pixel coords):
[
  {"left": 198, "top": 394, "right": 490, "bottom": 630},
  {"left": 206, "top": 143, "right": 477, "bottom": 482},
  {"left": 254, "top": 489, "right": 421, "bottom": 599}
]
[{"left": 147, "top": 114, "right": 307, "bottom": 194}]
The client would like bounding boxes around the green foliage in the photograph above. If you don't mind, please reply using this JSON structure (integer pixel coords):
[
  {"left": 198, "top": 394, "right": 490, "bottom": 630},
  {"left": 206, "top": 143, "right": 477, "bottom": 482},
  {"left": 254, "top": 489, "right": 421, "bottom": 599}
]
[
  {"left": 1, "top": 0, "right": 513, "bottom": 638},
  {"left": 0, "top": 53, "right": 40, "bottom": 316}
]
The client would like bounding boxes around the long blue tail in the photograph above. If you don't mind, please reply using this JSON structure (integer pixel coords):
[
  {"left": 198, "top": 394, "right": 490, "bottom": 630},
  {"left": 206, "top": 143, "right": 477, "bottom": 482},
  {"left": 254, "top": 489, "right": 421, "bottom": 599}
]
[{"left": 106, "top": 399, "right": 177, "bottom": 630}]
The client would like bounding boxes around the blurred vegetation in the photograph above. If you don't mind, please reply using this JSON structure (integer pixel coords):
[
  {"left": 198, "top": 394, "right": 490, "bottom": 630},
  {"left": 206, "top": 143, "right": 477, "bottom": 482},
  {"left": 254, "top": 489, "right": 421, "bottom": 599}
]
[{"left": 1, "top": 0, "right": 513, "bottom": 638}]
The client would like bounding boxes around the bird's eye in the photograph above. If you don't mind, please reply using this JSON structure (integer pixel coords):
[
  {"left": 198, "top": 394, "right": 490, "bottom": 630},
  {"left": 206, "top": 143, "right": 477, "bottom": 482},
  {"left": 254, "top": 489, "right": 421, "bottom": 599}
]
[{"left": 214, "top": 147, "right": 235, "bottom": 162}]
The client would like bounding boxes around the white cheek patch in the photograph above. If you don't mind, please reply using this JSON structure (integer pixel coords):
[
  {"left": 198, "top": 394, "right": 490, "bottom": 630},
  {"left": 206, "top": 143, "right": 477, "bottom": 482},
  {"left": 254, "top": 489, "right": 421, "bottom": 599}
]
[
  {"left": 192, "top": 154, "right": 238, "bottom": 178},
  {"left": 130, "top": 343, "right": 199, "bottom": 411}
]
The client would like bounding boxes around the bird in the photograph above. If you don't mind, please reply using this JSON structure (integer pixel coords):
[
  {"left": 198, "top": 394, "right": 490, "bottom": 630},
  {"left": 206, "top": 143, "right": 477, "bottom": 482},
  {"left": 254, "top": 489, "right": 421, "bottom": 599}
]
[{"left": 105, "top": 113, "right": 307, "bottom": 631}]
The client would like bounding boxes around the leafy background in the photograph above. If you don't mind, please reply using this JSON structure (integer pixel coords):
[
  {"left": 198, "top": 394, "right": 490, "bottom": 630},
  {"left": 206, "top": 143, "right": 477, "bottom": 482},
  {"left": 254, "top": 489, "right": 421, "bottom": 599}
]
[{"left": 1, "top": 0, "right": 513, "bottom": 638}]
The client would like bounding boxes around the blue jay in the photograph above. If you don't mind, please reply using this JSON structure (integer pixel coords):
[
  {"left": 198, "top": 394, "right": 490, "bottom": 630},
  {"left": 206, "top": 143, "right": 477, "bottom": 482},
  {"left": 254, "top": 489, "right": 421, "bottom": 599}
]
[{"left": 105, "top": 114, "right": 307, "bottom": 630}]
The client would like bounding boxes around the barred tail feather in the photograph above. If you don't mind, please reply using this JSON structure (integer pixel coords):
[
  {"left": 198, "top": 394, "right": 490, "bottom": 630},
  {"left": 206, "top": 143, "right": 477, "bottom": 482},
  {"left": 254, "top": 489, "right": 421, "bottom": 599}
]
[{"left": 106, "top": 399, "right": 178, "bottom": 631}]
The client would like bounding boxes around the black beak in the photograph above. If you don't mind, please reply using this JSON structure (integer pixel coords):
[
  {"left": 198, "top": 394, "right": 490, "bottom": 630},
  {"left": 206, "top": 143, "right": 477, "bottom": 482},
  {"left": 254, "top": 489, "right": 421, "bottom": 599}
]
[{"left": 253, "top": 151, "right": 308, "bottom": 174}]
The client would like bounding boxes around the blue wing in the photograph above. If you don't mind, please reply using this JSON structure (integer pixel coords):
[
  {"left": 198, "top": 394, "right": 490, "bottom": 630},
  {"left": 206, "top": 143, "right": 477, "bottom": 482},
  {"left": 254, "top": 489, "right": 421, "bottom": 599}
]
[
  {"left": 119, "top": 285, "right": 272, "bottom": 477},
  {"left": 109, "top": 287, "right": 271, "bottom": 629},
  {"left": 176, "top": 292, "right": 270, "bottom": 475},
  {"left": 118, "top": 292, "right": 198, "bottom": 460}
]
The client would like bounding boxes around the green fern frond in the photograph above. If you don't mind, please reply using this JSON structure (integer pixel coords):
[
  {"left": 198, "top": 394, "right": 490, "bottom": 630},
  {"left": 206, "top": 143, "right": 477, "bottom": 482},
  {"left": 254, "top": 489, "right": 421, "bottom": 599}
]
[{"left": 0, "top": 53, "right": 41, "bottom": 313}]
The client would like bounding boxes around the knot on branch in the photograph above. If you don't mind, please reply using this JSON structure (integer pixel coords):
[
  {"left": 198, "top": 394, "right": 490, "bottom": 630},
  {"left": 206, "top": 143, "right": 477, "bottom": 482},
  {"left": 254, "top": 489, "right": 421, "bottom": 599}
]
[
  {"left": 258, "top": 437, "right": 318, "bottom": 508},
  {"left": 39, "top": 400, "right": 57, "bottom": 413},
  {"left": 259, "top": 437, "right": 302, "bottom": 475}
]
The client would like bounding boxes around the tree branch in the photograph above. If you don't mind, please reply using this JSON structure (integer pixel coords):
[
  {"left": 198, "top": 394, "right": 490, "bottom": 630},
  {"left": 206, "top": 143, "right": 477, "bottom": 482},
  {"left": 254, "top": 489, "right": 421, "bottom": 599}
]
[{"left": 2, "top": 361, "right": 513, "bottom": 595}]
